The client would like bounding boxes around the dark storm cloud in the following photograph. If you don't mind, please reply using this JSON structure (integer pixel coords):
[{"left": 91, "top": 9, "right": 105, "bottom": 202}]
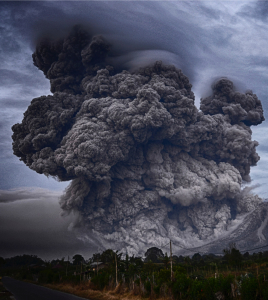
[
  {"left": 0, "top": 2, "right": 70, "bottom": 46},
  {"left": 210, "top": 27, "right": 234, "bottom": 47},
  {"left": 200, "top": 78, "right": 264, "bottom": 126},
  {"left": 194, "top": 3, "right": 223, "bottom": 20},
  {"left": 0, "top": 25, "right": 21, "bottom": 54},
  {"left": 0, "top": 119, "right": 7, "bottom": 131},
  {"left": 0, "top": 1, "right": 211, "bottom": 181},
  {"left": 247, "top": 55, "right": 268, "bottom": 67},
  {"left": 22, "top": 1, "right": 212, "bottom": 81},
  {"left": 239, "top": 1, "right": 268, "bottom": 21},
  {"left": 1, "top": 1, "right": 268, "bottom": 257},
  {"left": 11, "top": 25, "right": 265, "bottom": 254}
]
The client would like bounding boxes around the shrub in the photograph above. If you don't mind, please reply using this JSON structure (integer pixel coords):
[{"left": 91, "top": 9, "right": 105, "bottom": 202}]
[
  {"left": 174, "top": 265, "right": 187, "bottom": 274},
  {"left": 188, "top": 275, "right": 234, "bottom": 300},
  {"left": 39, "top": 269, "right": 56, "bottom": 284},
  {"left": 189, "top": 280, "right": 204, "bottom": 300},
  {"left": 172, "top": 273, "right": 190, "bottom": 299},
  {"left": 240, "top": 277, "right": 259, "bottom": 300},
  {"left": 218, "top": 274, "right": 234, "bottom": 299},
  {"left": 261, "top": 284, "right": 268, "bottom": 299},
  {"left": 202, "top": 277, "right": 220, "bottom": 300},
  {"left": 90, "top": 271, "right": 109, "bottom": 290},
  {"left": 144, "top": 280, "right": 151, "bottom": 295},
  {"left": 157, "top": 269, "right": 171, "bottom": 285},
  {"left": 152, "top": 269, "right": 171, "bottom": 296}
]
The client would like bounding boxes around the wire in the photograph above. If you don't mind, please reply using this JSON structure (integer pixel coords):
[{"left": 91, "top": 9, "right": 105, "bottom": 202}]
[
  {"left": 157, "top": 240, "right": 268, "bottom": 258},
  {"left": 216, "top": 244, "right": 268, "bottom": 255},
  {"left": 175, "top": 243, "right": 268, "bottom": 256},
  {"left": 161, "top": 241, "right": 170, "bottom": 248},
  {"left": 161, "top": 240, "right": 268, "bottom": 256}
]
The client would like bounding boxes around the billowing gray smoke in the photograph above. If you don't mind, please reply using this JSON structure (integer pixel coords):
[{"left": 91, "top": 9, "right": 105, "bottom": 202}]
[{"left": 12, "top": 26, "right": 265, "bottom": 254}]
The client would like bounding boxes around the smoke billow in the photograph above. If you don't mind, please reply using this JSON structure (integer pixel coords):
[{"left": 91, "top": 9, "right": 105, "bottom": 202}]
[{"left": 12, "top": 26, "right": 265, "bottom": 254}]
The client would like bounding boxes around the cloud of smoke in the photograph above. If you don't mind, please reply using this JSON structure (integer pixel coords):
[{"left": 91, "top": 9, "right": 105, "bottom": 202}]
[{"left": 12, "top": 26, "right": 265, "bottom": 254}]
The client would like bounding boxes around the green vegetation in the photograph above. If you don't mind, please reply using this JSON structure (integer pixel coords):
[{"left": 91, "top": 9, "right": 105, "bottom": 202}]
[
  {"left": 0, "top": 281, "right": 13, "bottom": 300},
  {"left": 1, "top": 246, "right": 268, "bottom": 300}
]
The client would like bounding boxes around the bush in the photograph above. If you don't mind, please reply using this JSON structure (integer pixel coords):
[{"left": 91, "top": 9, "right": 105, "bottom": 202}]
[
  {"left": 218, "top": 274, "right": 234, "bottom": 299},
  {"left": 157, "top": 269, "right": 171, "bottom": 285},
  {"left": 203, "top": 277, "right": 220, "bottom": 300},
  {"left": 144, "top": 280, "right": 151, "bottom": 295},
  {"left": 172, "top": 273, "right": 190, "bottom": 299},
  {"left": 189, "top": 280, "right": 204, "bottom": 300},
  {"left": 186, "top": 275, "right": 233, "bottom": 300},
  {"left": 261, "top": 284, "right": 268, "bottom": 299},
  {"left": 240, "top": 277, "right": 259, "bottom": 300},
  {"left": 174, "top": 265, "right": 187, "bottom": 274},
  {"left": 153, "top": 269, "right": 171, "bottom": 296},
  {"left": 39, "top": 269, "right": 56, "bottom": 284},
  {"left": 90, "top": 271, "right": 110, "bottom": 290}
]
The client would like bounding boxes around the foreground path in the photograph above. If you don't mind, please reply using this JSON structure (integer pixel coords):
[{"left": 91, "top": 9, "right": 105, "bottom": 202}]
[{"left": 2, "top": 277, "right": 89, "bottom": 300}]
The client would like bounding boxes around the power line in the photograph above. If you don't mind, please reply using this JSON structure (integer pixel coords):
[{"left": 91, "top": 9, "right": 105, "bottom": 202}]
[
  {"left": 161, "top": 241, "right": 170, "bottom": 248},
  {"left": 158, "top": 240, "right": 268, "bottom": 257},
  {"left": 176, "top": 242, "right": 268, "bottom": 256},
  {"left": 214, "top": 244, "right": 268, "bottom": 255}
]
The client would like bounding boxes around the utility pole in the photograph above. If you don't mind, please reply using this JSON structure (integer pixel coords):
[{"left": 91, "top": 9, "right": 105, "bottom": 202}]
[
  {"left": 66, "top": 255, "right": 69, "bottom": 277},
  {"left": 80, "top": 261, "right": 82, "bottom": 283},
  {"left": 97, "top": 255, "right": 99, "bottom": 275},
  {"left": 170, "top": 240, "right": 173, "bottom": 281},
  {"left": 115, "top": 252, "right": 118, "bottom": 286}
]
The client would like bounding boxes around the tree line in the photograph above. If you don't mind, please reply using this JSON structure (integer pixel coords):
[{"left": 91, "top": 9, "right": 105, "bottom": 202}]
[{"left": 1, "top": 244, "right": 268, "bottom": 299}]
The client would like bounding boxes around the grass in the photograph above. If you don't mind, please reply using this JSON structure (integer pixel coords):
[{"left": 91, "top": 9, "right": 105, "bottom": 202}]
[
  {"left": 0, "top": 282, "right": 13, "bottom": 300},
  {"left": 44, "top": 282, "right": 150, "bottom": 300}
]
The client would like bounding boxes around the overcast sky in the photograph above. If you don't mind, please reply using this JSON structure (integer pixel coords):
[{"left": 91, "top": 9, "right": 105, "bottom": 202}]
[{"left": 0, "top": 0, "right": 268, "bottom": 260}]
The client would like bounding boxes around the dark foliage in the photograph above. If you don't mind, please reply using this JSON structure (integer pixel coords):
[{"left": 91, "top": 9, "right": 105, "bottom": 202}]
[{"left": 145, "top": 247, "right": 164, "bottom": 263}]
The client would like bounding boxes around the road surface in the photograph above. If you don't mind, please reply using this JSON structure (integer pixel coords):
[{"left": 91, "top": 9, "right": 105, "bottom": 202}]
[{"left": 2, "top": 277, "right": 90, "bottom": 300}]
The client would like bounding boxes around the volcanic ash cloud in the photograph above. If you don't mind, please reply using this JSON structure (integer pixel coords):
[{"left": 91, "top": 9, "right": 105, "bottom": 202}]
[{"left": 12, "top": 26, "right": 265, "bottom": 254}]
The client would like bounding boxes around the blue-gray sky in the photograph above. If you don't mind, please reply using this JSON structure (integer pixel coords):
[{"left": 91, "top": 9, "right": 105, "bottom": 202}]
[{"left": 0, "top": 0, "right": 268, "bottom": 260}]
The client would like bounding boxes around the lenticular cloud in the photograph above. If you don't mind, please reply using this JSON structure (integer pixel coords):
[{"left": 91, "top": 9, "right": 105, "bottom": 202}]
[{"left": 12, "top": 26, "right": 265, "bottom": 254}]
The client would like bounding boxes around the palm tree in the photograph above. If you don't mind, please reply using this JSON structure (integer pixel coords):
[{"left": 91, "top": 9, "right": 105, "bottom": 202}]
[{"left": 100, "top": 249, "right": 122, "bottom": 286}]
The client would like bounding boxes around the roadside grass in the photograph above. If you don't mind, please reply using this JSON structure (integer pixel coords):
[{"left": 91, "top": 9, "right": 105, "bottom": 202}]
[
  {"left": 0, "top": 281, "right": 13, "bottom": 300},
  {"left": 45, "top": 282, "right": 149, "bottom": 300}
]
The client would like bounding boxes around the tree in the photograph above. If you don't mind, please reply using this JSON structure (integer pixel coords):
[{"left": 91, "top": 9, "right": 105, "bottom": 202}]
[
  {"left": 173, "top": 255, "right": 184, "bottom": 263},
  {"left": 223, "top": 243, "right": 242, "bottom": 266},
  {"left": 263, "top": 251, "right": 268, "bottom": 258},
  {"left": 100, "top": 249, "right": 122, "bottom": 264},
  {"left": 72, "top": 254, "right": 85, "bottom": 265},
  {"left": 192, "top": 253, "right": 201, "bottom": 262},
  {"left": 125, "top": 253, "right": 129, "bottom": 271},
  {"left": 92, "top": 253, "right": 101, "bottom": 262},
  {"left": 4, "top": 254, "right": 44, "bottom": 267},
  {"left": 0, "top": 257, "right": 5, "bottom": 267},
  {"left": 145, "top": 247, "right": 164, "bottom": 263},
  {"left": 161, "top": 252, "right": 170, "bottom": 269},
  {"left": 125, "top": 255, "right": 143, "bottom": 283},
  {"left": 183, "top": 256, "right": 191, "bottom": 267},
  {"left": 129, "top": 255, "right": 144, "bottom": 269}
]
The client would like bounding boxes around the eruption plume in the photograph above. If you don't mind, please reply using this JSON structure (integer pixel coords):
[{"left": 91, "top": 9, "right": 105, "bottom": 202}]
[{"left": 12, "top": 26, "right": 265, "bottom": 254}]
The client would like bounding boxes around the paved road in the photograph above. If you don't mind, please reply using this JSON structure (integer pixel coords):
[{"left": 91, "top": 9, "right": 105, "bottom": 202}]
[{"left": 2, "top": 277, "right": 89, "bottom": 300}]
